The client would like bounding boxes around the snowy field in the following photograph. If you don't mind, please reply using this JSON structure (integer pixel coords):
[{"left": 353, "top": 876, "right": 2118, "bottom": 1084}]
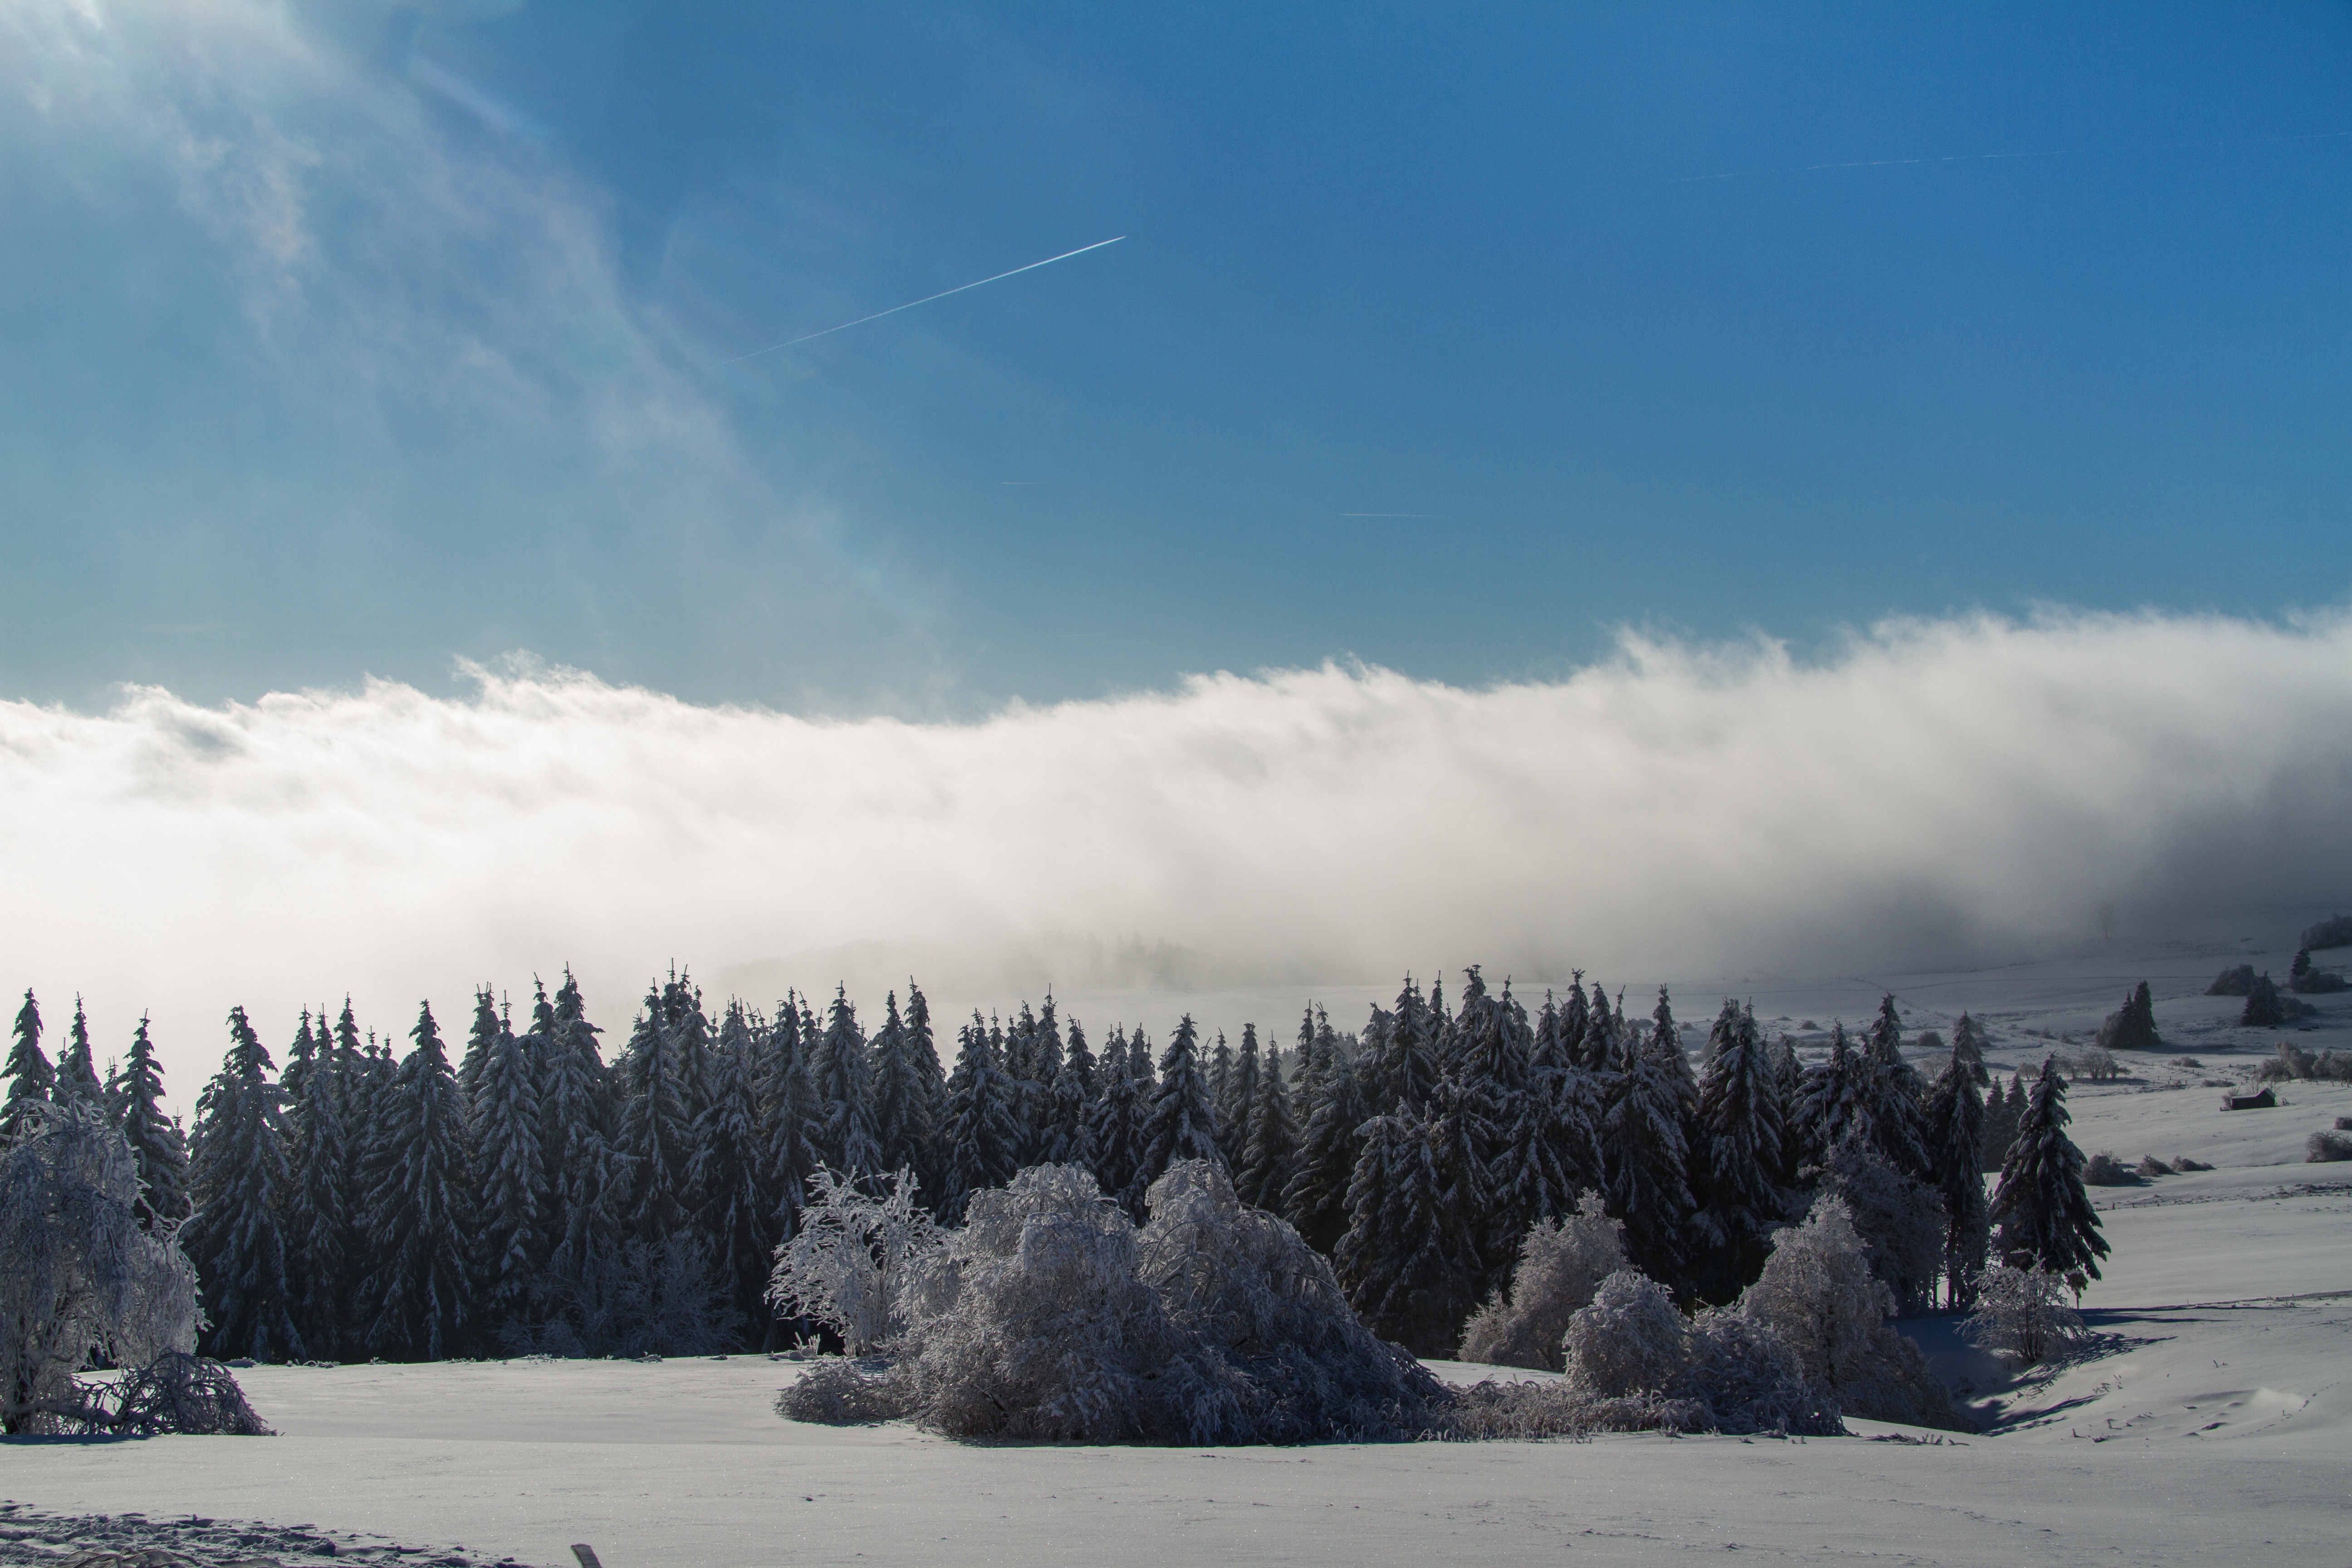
[{"left": 7, "top": 931, "right": 2350, "bottom": 1568}]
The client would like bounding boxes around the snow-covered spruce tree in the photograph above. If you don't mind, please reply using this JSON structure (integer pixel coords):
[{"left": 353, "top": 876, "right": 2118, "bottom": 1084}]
[
  {"left": 472, "top": 998, "right": 544, "bottom": 1333},
  {"left": 1557, "top": 972, "right": 1591, "bottom": 1070},
  {"left": 1452, "top": 969, "right": 1538, "bottom": 1275},
  {"left": 1279, "top": 1039, "right": 1365, "bottom": 1254},
  {"left": 181, "top": 1006, "right": 303, "bottom": 1362},
  {"left": 1989, "top": 1058, "right": 2109, "bottom": 1279},
  {"left": 1235, "top": 1044, "right": 1298, "bottom": 1211},
  {"left": 1962, "top": 1263, "right": 2086, "bottom": 1367},
  {"left": 1334, "top": 1108, "right": 1479, "bottom": 1356},
  {"left": 1859, "top": 995, "right": 1931, "bottom": 1178},
  {"left": 1494, "top": 992, "right": 1603, "bottom": 1245},
  {"left": 1215, "top": 1024, "right": 1259, "bottom": 1168},
  {"left": 1042, "top": 1015, "right": 1095, "bottom": 1177},
  {"left": 1692, "top": 1000, "right": 1785, "bottom": 1301},
  {"left": 536, "top": 973, "right": 614, "bottom": 1287},
  {"left": 1132, "top": 1014, "right": 1224, "bottom": 1205},
  {"left": 1769, "top": 1036, "right": 1805, "bottom": 1182},
  {"left": 766, "top": 1166, "right": 939, "bottom": 1355},
  {"left": 1458, "top": 1191, "right": 1627, "bottom": 1371},
  {"left": 755, "top": 992, "right": 821, "bottom": 1245},
  {"left": 456, "top": 987, "right": 500, "bottom": 1122},
  {"left": 2096, "top": 981, "right": 2161, "bottom": 1052},
  {"left": 868, "top": 991, "right": 935, "bottom": 1178},
  {"left": 0, "top": 1101, "right": 201, "bottom": 1434},
  {"left": 3, "top": 990, "right": 52, "bottom": 1145},
  {"left": 661, "top": 970, "right": 717, "bottom": 1135},
  {"left": 901, "top": 984, "right": 949, "bottom": 1196},
  {"left": 616, "top": 981, "right": 694, "bottom": 1241},
  {"left": 1735, "top": 1196, "right": 1961, "bottom": 1428},
  {"left": 1923, "top": 1019, "right": 1990, "bottom": 1309},
  {"left": 1207, "top": 1029, "right": 1235, "bottom": 1146},
  {"left": 937, "top": 1014, "right": 1020, "bottom": 1222},
  {"left": 1081, "top": 1026, "right": 1142, "bottom": 1206},
  {"left": 1126, "top": 1023, "right": 1155, "bottom": 1091},
  {"left": 359, "top": 1003, "right": 477, "bottom": 1361},
  {"left": 54, "top": 997, "right": 102, "bottom": 1108},
  {"left": 785, "top": 1161, "right": 1447, "bottom": 1444},
  {"left": 689, "top": 1010, "right": 772, "bottom": 1343},
  {"left": 284, "top": 1010, "right": 353, "bottom": 1357},
  {"left": 116, "top": 1015, "right": 191, "bottom": 1235},
  {"left": 1601, "top": 990, "right": 1696, "bottom": 1287},
  {"left": 811, "top": 986, "right": 882, "bottom": 1180},
  {"left": 1794, "top": 1022, "right": 1864, "bottom": 1170},
  {"left": 1380, "top": 978, "right": 1443, "bottom": 1113}
]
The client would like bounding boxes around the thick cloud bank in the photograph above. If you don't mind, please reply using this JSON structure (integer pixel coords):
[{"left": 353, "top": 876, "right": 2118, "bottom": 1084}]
[{"left": 2, "top": 611, "right": 2348, "bottom": 1094}]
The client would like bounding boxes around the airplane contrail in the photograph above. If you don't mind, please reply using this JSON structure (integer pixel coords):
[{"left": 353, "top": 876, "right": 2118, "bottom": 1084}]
[{"left": 720, "top": 236, "right": 1127, "bottom": 365}]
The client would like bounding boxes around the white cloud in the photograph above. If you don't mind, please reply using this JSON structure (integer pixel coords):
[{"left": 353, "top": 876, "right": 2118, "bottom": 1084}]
[{"left": 2, "top": 610, "right": 2347, "bottom": 1102}]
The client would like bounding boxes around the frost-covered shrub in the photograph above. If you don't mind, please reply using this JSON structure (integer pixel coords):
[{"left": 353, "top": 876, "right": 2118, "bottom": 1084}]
[
  {"left": 2299, "top": 913, "right": 2352, "bottom": 951},
  {"left": 1819, "top": 1144, "right": 1947, "bottom": 1318},
  {"left": 2081, "top": 1152, "right": 2135, "bottom": 1186},
  {"left": 2169, "top": 1156, "right": 2214, "bottom": 1173},
  {"left": 1738, "top": 1198, "right": 1964, "bottom": 1430},
  {"left": 775, "top": 1357, "right": 910, "bottom": 1424},
  {"left": 1680, "top": 1308, "right": 1840, "bottom": 1436},
  {"left": 1961, "top": 1264, "right": 2085, "bottom": 1367},
  {"left": 1457, "top": 1192, "right": 1626, "bottom": 1372},
  {"left": 2306, "top": 1131, "right": 2352, "bottom": 1163},
  {"left": 766, "top": 1167, "right": 941, "bottom": 1355},
  {"left": 100, "top": 1350, "right": 272, "bottom": 1435},
  {"left": 1560, "top": 1271, "right": 1687, "bottom": 1398},
  {"left": 787, "top": 1161, "right": 1448, "bottom": 1444},
  {"left": 2132, "top": 1155, "right": 2169, "bottom": 1179},
  {"left": 0, "top": 1102, "right": 201, "bottom": 1434},
  {"left": 2205, "top": 965, "right": 2256, "bottom": 997}
]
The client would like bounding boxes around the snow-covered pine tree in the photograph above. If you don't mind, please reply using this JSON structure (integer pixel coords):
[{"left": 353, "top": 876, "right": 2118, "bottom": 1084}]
[
  {"left": 1452, "top": 968, "right": 1534, "bottom": 1272},
  {"left": 3, "top": 990, "right": 52, "bottom": 1144},
  {"left": 1126, "top": 1023, "right": 1155, "bottom": 1090},
  {"left": 116, "top": 1014, "right": 190, "bottom": 1234},
  {"left": 1503, "top": 988, "right": 1605, "bottom": 1228},
  {"left": 2096, "top": 981, "right": 2161, "bottom": 1052},
  {"left": 1795, "top": 1022, "right": 1865, "bottom": 1169},
  {"left": 1081, "top": 1026, "right": 1141, "bottom": 1204},
  {"left": 1375, "top": 978, "right": 1441, "bottom": 1112},
  {"left": 1559, "top": 971, "right": 1591, "bottom": 1070},
  {"left": 1333, "top": 1108, "right": 1479, "bottom": 1356},
  {"left": 869, "top": 991, "right": 936, "bottom": 1178},
  {"left": 938, "top": 1014, "right": 1020, "bottom": 1222},
  {"left": 1859, "top": 995, "right": 1931, "bottom": 1178},
  {"left": 360, "top": 1003, "right": 477, "bottom": 1360},
  {"left": 1693, "top": 1000, "right": 1784, "bottom": 1301},
  {"left": 1989, "top": 1058, "right": 2109, "bottom": 1279},
  {"left": 903, "top": 983, "right": 947, "bottom": 1190},
  {"left": 537, "top": 971, "right": 613, "bottom": 1282},
  {"left": 811, "top": 986, "right": 882, "bottom": 1179},
  {"left": 1584, "top": 981, "right": 1618, "bottom": 1073},
  {"left": 1601, "top": 990, "right": 1696, "bottom": 1288},
  {"left": 1770, "top": 1035, "right": 1804, "bottom": 1182},
  {"left": 1234, "top": 1044, "right": 1298, "bottom": 1211},
  {"left": 1217, "top": 1025, "right": 1259, "bottom": 1168},
  {"left": 616, "top": 981, "right": 693, "bottom": 1241},
  {"left": 457, "top": 987, "right": 500, "bottom": 1119},
  {"left": 1923, "top": 1024, "right": 1990, "bottom": 1308},
  {"left": 1281, "top": 1041, "right": 1367, "bottom": 1254},
  {"left": 181, "top": 1006, "right": 303, "bottom": 1361},
  {"left": 661, "top": 968, "right": 717, "bottom": 1135},
  {"left": 55, "top": 996, "right": 102, "bottom": 1107},
  {"left": 472, "top": 997, "right": 544, "bottom": 1333},
  {"left": 1431, "top": 1068, "right": 1498, "bottom": 1289},
  {"left": 282, "top": 1008, "right": 352, "bottom": 1357},
  {"left": 688, "top": 1010, "right": 771, "bottom": 1343},
  {"left": 755, "top": 994, "right": 821, "bottom": 1241},
  {"left": 1046, "top": 1016, "right": 1097, "bottom": 1176},
  {"left": 1207, "top": 1029, "right": 1234, "bottom": 1134},
  {"left": 1132, "top": 1014, "right": 1224, "bottom": 1207}
]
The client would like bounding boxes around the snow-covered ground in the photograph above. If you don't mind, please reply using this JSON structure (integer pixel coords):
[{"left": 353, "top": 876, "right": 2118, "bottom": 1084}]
[{"left": 7, "top": 931, "right": 2348, "bottom": 1568}]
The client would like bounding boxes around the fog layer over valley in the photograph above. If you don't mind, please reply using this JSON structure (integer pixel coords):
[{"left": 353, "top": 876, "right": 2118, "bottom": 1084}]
[{"left": 4, "top": 608, "right": 2350, "bottom": 1098}]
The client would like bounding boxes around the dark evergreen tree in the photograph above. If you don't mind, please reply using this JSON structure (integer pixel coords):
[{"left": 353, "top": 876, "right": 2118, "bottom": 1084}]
[
  {"left": 1216, "top": 1025, "right": 1259, "bottom": 1167},
  {"left": 1558, "top": 971, "right": 1592, "bottom": 1070},
  {"left": 939, "top": 1014, "right": 1020, "bottom": 1221},
  {"left": 1601, "top": 990, "right": 1696, "bottom": 1286},
  {"left": 1126, "top": 1023, "right": 1154, "bottom": 1090},
  {"left": 616, "top": 981, "right": 693, "bottom": 1241},
  {"left": 472, "top": 997, "right": 544, "bottom": 1329},
  {"left": 1796, "top": 1022, "right": 1865, "bottom": 1167},
  {"left": 755, "top": 993, "right": 821, "bottom": 1245},
  {"left": 360, "top": 1003, "right": 478, "bottom": 1360},
  {"left": 2097, "top": 981, "right": 2161, "bottom": 1051},
  {"left": 117, "top": 1013, "right": 191, "bottom": 1234},
  {"left": 688, "top": 1012, "right": 771, "bottom": 1342},
  {"left": 1770, "top": 1034, "right": 1805, "bottom": 1184},
  {"left": 1207, "top": 1028, "right": 1235, "bottom": 1135},
  {"left": 1082, "top": 1026, "right": 1144, "bottom": 1206},
  {"left": 868, "top": 991, "right": 936, "bottom": 1178},
  {"left": 1859, "top": 995, "right": 1931, "bottom": 1178},
  {"left": 661, "top": 969, "right": 718, "bottom": 1134},
  {"left": 1452, "top": 969, "right": 1535, "bottom": 1270},
  {"left": 1234, "top": 1045, "right": 1298, "bottom": 1211},
  {"left": 1281, "top": 1044, "right": 1367, "bottom": 1254},
  {"left": 1924, "top": 1022, "right": 1990, "bottom": 1308},
  {"left": 1692, "top": 1000, "right": 1784, "bottom": 1300},
  {"left": 1334, "top": 1108, "right": 1478, "bottom": 1356},
  {"left": 457, "top": 987, "right": 500, "bottom": 1117},
  {"left": 3, "top": 989, "right": 52, "bottom": 1144},
  {"left": 539, "top": 970, "right": 616, "bottom": 1289},
  {"left": 283, "top": 1007, "right": 353, "bottom": 1357},
  {"left": 182, "top": 1005, "right": 303, "bottom": 1361},
  {"left": 902, "top": 982, "right": 947, "bottom": 1195},
  {"left": 1044, "top": 1016, "right": 1097, "bottom": 1175},
  {"left": 1132, "top": 1014, "right": 1223, "bottom": 1204},
  {"left": 1990, "top": 1058, "right": 2109, "bottom": 1279},
  {"left": 810, "top": 986, "right": 882, "bottom": 1177},
  {"left": 54, "top": 995, "right": 102, "bottom": 1107}
]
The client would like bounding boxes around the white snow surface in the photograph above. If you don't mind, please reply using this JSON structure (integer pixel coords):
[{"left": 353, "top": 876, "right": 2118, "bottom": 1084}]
[{"left": 7, "top": 933, "right": 2350, "bottom": 1568}]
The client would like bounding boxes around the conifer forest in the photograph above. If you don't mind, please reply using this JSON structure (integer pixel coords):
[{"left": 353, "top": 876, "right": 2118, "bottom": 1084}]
[{"left": 0, "top": 966, "right": 2106, "bottom": 1366}]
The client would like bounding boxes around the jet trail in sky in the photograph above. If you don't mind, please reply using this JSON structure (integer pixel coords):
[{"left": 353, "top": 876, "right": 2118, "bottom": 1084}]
[{"left": 720, "top": 236, "right": 1126, "bottom": 365}]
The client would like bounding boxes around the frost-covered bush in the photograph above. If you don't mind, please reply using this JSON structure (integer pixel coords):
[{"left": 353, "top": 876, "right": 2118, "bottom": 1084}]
[
  {"left": 1679, "top": 1308, "right": 1839, "bottom": 1436},
  {"left": 2255, "top": 1043, "right": 2352, "bottom": 1085},
  {"left": 1961, "top": 1264, "right": 2085, "bottom": 1367},
  {"left": 785, "top": 1162, "right": 1447, "bottom": 1444},
  {"left": 2081, "top": 1152, "right": 2135, "bottom": 1186},
  {"left": 2205, "top": 964, "right": 2256, "bottom": 997},
  {"left": 1560, "top": 1271, "right": 1687, "bottom": 1398},
  {"left": 0, "top": 1102, "right": 201, "bottom": 1434},
  {"left": 2169, "top": 1156, "right": 2214, "bottom": 1172},
  {"left": 2306, "top": 1131, "right": 2352, "bottom": 1163},
  {"left": 1738, "top": 1198, "right": 1964, "bottom": 1430},
  {"left": 1457, "top": 1193, "right": 1626, "bottom": 1372},
  {"left": 2299, "top": 913, "right": 2352, "bottom": 951},
  {"left": 766, "top": 1167, "right": 940, "bottom": 1355},
  {"left": 100, "top": 1350, "right": 272, "bottom": 1435},
  {"left": 775, "top": 1357, "right": 909, "bottom": 1424},
  {"left": 2132, "top": 1155, "right": 2169, "bottom": 1179},
  {"left": 1819, "top": 1144, "right": 1947, "bottom": 1318}
]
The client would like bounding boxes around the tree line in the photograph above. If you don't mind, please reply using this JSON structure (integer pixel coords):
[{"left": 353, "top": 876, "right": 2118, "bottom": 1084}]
[{"left": 0, "top": 967, "right": 2107, "bottom": 1363}]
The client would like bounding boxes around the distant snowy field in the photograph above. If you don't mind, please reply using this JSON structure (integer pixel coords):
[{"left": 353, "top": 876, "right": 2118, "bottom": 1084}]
[{"left": 8, "top": 932, "right": 2349, "bottom": 1568}]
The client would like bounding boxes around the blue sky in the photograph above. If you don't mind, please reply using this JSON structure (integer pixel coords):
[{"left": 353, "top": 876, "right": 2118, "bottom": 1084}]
[{"left": 4, "top": 0, "right": 2347, "bottom": 713}]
